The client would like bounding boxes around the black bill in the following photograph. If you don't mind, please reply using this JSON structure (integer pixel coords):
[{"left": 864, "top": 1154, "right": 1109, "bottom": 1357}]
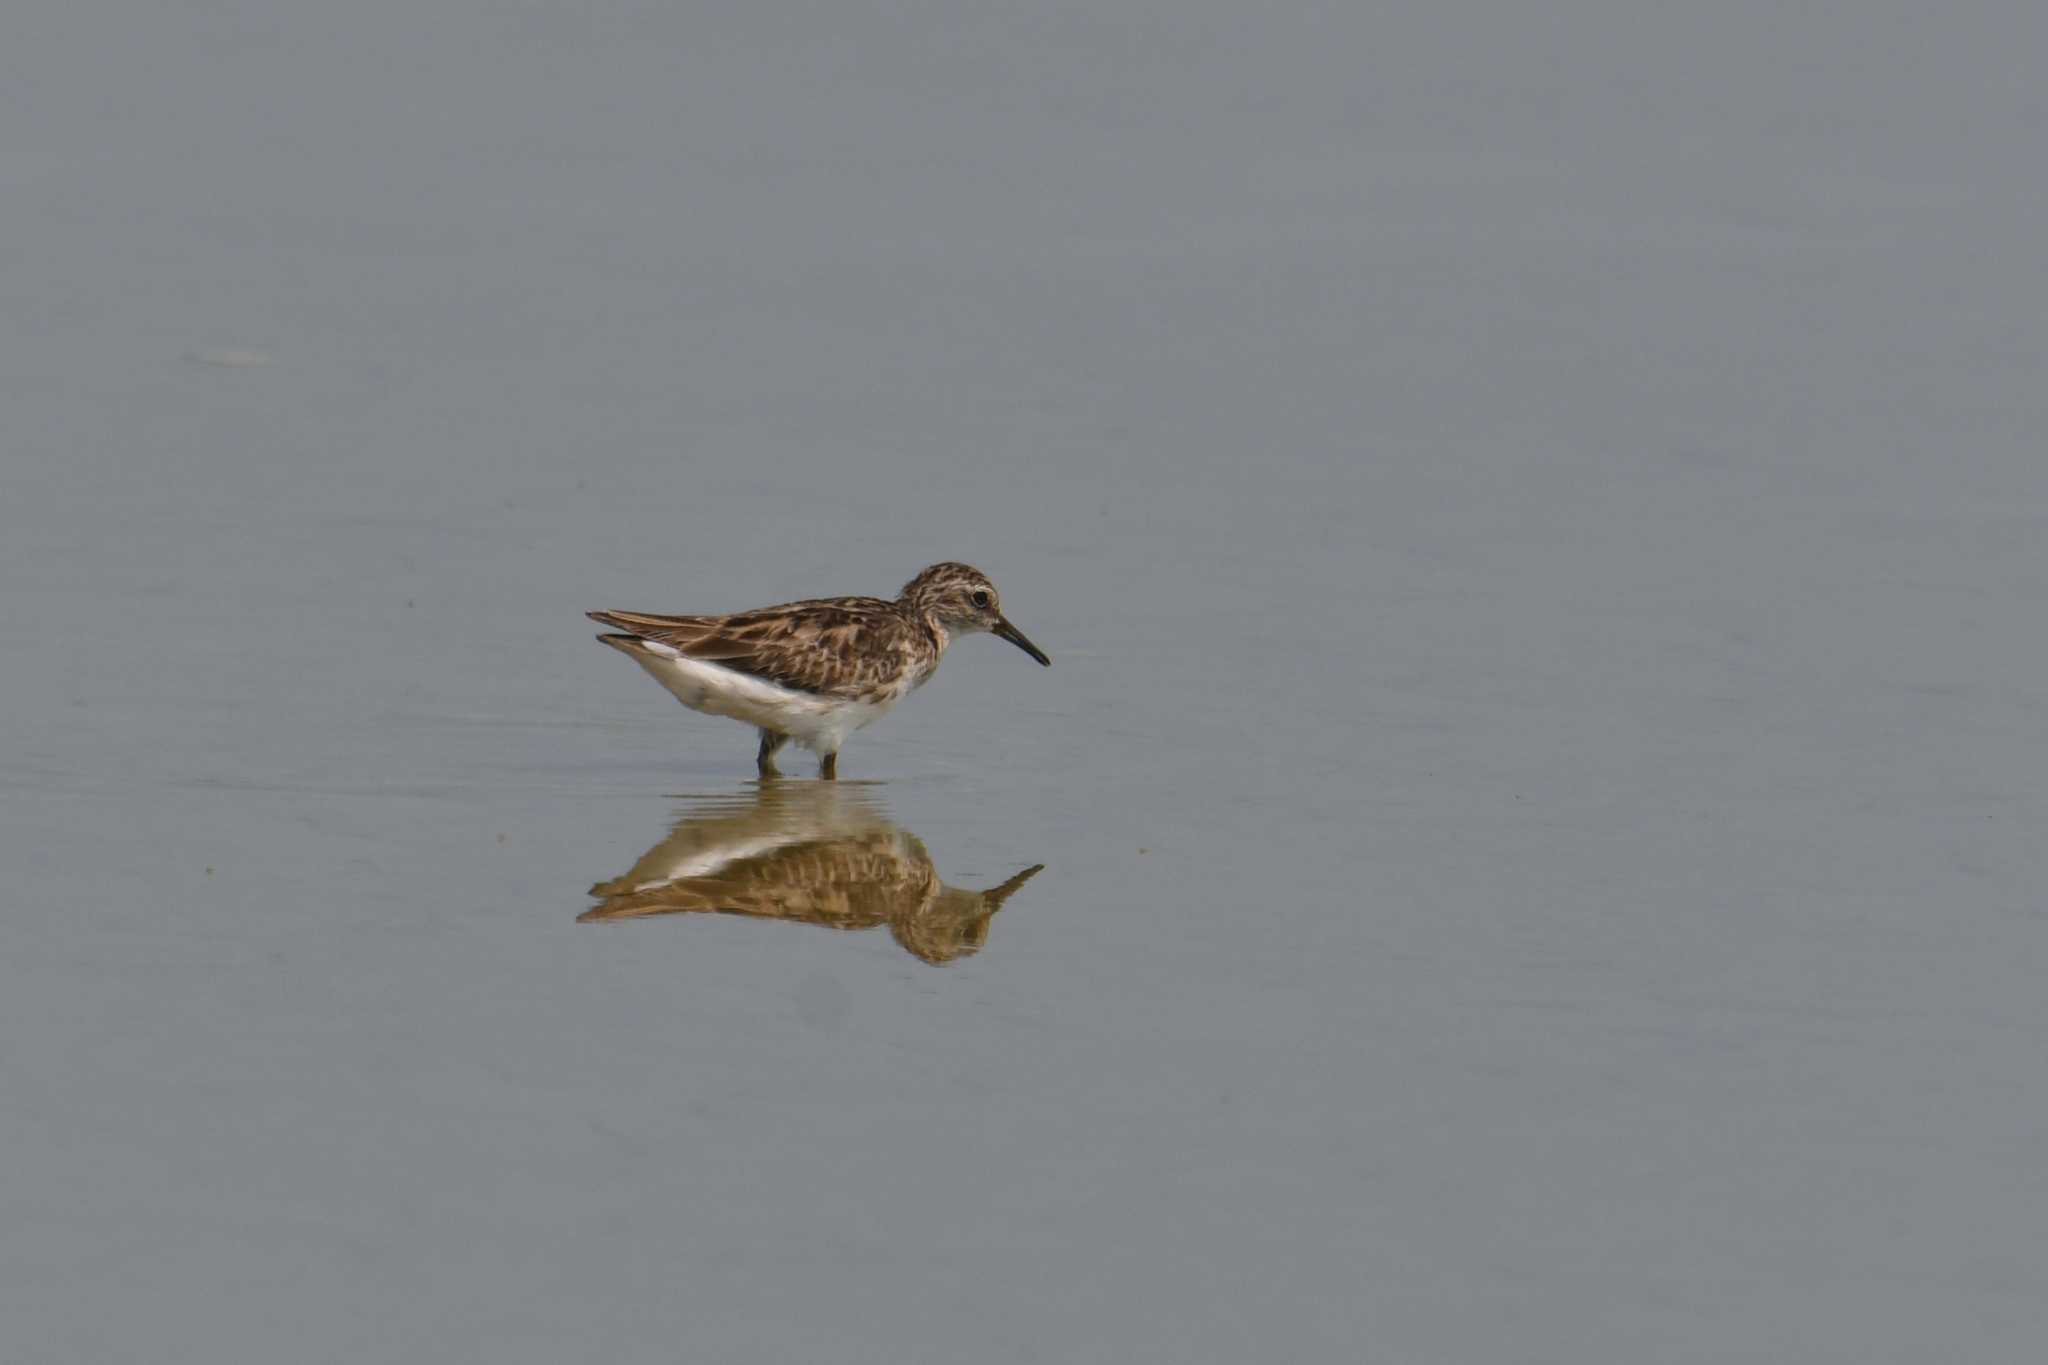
[{"left": 992, "top": 616, "right": 1051, "bottom": 666}]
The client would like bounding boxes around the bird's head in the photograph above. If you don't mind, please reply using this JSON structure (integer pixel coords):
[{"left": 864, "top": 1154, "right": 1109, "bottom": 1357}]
[{"left": 899, "top": 562, "right": 1049, "bottom": 665}]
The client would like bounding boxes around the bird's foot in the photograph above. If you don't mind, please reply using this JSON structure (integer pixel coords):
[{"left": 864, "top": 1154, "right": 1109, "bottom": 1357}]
[{"left": 757, "top": 729, "right": 790, "bottom": 777}]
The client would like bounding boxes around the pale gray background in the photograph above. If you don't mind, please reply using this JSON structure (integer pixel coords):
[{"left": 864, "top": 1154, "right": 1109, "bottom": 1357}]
[{"left": 6, "top": 2, "right": 2048, "bottom": 1361}]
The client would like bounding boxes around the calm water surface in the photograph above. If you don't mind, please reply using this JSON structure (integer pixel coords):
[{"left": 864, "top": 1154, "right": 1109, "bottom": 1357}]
[{"left": 7, "top": 3, "right": 2048, "bottom": 1362}]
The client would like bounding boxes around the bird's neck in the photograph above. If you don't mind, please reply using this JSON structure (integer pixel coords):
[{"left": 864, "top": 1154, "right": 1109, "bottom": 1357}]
[{"left": 898, "top": 596, "right": 951, "bottom": 656}]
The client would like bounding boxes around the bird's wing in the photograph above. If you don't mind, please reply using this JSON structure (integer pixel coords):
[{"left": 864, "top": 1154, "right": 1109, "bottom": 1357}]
[{"left": 587, "top": 597, "right": 907, "bottom": 696}]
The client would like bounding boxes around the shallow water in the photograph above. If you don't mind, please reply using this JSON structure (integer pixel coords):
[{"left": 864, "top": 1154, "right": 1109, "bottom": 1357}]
[{"left": 7, "top": 3, "right": 2048, "bottom": 1361}]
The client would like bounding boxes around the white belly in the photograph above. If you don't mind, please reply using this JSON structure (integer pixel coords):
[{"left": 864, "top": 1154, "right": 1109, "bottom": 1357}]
[{"left": 620, "top": 641, "right": 897, "bottom": 753}]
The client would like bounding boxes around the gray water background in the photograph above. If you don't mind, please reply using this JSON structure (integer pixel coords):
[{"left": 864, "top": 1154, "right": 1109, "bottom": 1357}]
[{"left": 6, "top": 3, "right": 2048, "bottom": 1360}]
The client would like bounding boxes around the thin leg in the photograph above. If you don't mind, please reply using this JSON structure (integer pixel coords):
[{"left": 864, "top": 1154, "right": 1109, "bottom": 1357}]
[
  {"left": 819, "top": 751, "right": 838, "bottom": 781},
  {"left": 756, "top": 729, "right": 789, "bottom": 776}
]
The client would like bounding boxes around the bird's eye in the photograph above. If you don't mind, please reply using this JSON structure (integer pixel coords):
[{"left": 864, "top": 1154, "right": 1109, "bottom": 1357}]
[{"left": 970, "top": 590, "right": 991, "bottom": 608}]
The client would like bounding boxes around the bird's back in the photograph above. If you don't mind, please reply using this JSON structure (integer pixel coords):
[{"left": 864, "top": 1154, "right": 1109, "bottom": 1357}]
[{"left": 588, "top": 596, "right": 935, "bottom": 700}]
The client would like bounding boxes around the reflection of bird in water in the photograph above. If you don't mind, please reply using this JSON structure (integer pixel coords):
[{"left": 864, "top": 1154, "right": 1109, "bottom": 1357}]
[{"left": 580, "top": 782, "right": 1042, "bottom": 964}]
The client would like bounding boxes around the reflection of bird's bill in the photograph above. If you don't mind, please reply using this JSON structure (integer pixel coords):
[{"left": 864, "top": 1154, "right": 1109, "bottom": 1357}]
[
  {"left": 981, "top": 863, "right": 1044, "bottom": 910},
  {"left": 992, "top": 616, "right": 1051, "bottom": 666}
]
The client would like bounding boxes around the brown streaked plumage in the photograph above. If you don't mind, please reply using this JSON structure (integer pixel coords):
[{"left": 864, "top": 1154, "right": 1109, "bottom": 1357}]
[
  {"left": 589, "top": 562, "right": 1049, "bottom": 778},
  {"left": 578, "top": 782, "right": 1043, "bottom": 964}
]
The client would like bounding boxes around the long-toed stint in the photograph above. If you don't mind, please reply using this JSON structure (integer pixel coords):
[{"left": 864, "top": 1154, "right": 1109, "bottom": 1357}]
[{"left": 589, "top": 562, "right": 1050, "bottom": 778}]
